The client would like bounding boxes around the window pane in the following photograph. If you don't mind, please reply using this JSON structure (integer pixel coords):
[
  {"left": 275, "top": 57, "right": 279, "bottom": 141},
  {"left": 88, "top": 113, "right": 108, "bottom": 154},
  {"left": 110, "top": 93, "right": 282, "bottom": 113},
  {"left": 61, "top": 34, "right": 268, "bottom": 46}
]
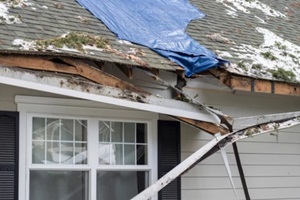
[
  {"left": 124, "top": 123, "right": 135, "bottom": 143},
  {"left": 61, "top": 142, "right": 73, "bottom": 164},
  {"left": 111, "top": 122, "right": 123, "bottom": 142},
  {"left": 137, "top": 145, "right": 147, "bottom": 165},
  {"left": 136, "top": 123, "right": 147, "bottom": 143},
  {"left": 124, "top": 145, "right": 135, "bottom": 165},
  {"left": 99, "top": 143, "right": 111, "bottom": 165},
  {"left": 32, "top": 141, "right": 45, "bottom": 164},
  {"left": 46, "top": 141, "right": 60, "bottom": 164},
  {"left": 30, "top": 171, "right": 88, "bottom": 200},
  {"left": 111, "top": 144, "right": 123, "bottom": 165},
  {"left": 61, "top": 119, "right": 73, "bottom": 141},
  {"left": 75, "top": 143, "right": 87, "bottom": 164},
  {"left": 75, "top": 120, "right": 87, "bottom": 142},
  {"left": 32, "top": 117, "right": 45, "bottom": 140},
  {"left": 97, "top": 171, "right": 148, "bottom": 200},
  {"left": 98, "top": 121, "right": 148, "bottom": 166},
  {"left": 46, "top": 118, "right": 60, "bottom": 140},
  {"left": 99, "top": 121, "right": 110, "bottom": 142}
]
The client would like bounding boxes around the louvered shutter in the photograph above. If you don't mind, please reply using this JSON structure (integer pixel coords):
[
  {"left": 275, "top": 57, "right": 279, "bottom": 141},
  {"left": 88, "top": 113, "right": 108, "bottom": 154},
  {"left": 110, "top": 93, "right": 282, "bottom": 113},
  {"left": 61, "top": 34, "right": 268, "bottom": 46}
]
[
  {"left": 0, "top": 112, "right": 18, "bottom": 200},
  {"left": 158, "top": 120, "right": 181, "bottom": 200}
]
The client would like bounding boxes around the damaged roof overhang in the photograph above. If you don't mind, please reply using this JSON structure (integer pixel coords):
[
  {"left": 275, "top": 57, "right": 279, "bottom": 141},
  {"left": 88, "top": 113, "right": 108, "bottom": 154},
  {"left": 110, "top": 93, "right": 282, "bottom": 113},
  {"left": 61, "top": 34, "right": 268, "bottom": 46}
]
[
  {"left": 209, "top": 68, "right": 300, "bottom": 96},
  {"left": 0, "top": 53, "right": 230, "bottom": 134}
]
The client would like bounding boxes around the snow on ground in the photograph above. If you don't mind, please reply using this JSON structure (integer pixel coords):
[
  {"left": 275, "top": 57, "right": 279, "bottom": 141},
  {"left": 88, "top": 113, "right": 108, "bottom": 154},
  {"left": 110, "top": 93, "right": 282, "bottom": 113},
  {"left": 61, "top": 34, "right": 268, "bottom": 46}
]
[
  {"left": 216, "top": 0, "right": 287, "bottom": 19},
  {"left": 224, "top": 27, "right": 300, "bottom": 82}
]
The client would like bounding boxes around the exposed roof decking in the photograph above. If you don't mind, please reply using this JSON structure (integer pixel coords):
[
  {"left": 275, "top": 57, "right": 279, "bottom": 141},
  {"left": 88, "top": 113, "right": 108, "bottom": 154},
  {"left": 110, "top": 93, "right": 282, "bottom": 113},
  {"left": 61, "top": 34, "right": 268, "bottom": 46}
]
[{"left": 0, "top": 0, "right": 300, "bottom": 85}]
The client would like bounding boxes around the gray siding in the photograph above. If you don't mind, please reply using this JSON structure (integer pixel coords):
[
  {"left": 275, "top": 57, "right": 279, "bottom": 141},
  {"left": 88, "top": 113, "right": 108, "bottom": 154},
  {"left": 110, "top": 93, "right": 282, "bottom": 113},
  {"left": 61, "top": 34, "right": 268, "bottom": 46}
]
[
  {"left": 181, "top": 89, "right": 300, "bottom": 200},
  {"left": 0, "top": 84, "right": 61, "bottom": 111}
]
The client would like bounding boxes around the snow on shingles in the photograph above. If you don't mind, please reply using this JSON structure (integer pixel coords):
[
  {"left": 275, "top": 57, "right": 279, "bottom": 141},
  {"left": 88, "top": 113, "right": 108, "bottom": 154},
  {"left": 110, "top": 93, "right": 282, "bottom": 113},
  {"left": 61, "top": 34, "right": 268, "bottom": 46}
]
[
  {"left": 0, "top": 2, "right": 21, "bottom": 24},
  {"left": 12, "top": 38, "right": 105, "bottom": 54},
  {"left": 12, "top": 39, "right": 36, "bottom": 50},
  {"left": 0, "top": 0, "right": 47, "bottom": 24},
  {"left": 216, "top": 50, "right": 233, "bottom": 58},
  {"left": 216, "top": 0, "right": 287, "bottom": 19},
  {"left": 225, "top": 28, "right": 300, "bottom": 82}
]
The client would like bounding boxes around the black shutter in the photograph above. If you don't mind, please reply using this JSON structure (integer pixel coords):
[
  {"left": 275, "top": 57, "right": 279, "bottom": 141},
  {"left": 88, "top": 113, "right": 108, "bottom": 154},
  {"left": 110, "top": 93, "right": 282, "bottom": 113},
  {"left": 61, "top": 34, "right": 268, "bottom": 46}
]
[
  {"left": 0, "top": 112, "right": 18, "bottom": 200},
  {"left": 158, "top": 120, "right": 181, "bottom": 200}
]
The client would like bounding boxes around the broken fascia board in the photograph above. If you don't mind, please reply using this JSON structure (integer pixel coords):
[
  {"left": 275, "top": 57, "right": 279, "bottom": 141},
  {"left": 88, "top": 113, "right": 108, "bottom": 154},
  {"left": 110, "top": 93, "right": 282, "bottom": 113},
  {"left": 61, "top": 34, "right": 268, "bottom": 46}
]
[
  {"left": 232, "top": 111, "right": 300, "bottom": 130},
  {"left": 131, "top": 114, "right": 300, "bottom": 200},
  {"left": 0, "top": 66, "right": 220, "bottom": 123}
]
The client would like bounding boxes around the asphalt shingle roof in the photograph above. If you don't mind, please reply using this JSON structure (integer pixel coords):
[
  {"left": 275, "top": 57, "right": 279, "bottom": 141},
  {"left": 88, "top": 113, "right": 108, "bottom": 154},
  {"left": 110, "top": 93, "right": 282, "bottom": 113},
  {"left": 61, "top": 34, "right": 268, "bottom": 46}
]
[{"left": 1, "top": 0, "right": 300, "bottom": 83}]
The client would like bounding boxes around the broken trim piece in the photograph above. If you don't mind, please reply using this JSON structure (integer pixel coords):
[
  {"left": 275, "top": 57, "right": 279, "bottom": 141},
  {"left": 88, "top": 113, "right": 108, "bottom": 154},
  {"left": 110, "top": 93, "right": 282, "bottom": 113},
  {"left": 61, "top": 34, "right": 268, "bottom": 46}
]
[
  {"left": 210, "top": 69, "right": 300, "bottom": 96},
  {"left": 131, "top": 114, "right": 300, "bottom": 200},
  {"left": 174, "top": 116, "right": 228, "bottom": 135}
]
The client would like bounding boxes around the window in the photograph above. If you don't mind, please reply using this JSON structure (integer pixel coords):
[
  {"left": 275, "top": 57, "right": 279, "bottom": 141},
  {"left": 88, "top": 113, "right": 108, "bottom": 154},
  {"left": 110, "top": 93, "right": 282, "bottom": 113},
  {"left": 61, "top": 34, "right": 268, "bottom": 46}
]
[{"left": 18, "top": 98, "right": 158, "bottom": 200}]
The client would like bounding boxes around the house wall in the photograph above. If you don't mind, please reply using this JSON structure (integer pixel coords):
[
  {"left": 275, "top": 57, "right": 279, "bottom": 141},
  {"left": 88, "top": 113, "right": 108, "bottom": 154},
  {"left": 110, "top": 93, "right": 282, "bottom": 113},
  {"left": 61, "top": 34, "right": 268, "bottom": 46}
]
[
  {"left": 2, "top": 72, "right": 300, "bottom": 200},
  {"left": 181, "top": 88, "right": 300, "bottom": 200}
]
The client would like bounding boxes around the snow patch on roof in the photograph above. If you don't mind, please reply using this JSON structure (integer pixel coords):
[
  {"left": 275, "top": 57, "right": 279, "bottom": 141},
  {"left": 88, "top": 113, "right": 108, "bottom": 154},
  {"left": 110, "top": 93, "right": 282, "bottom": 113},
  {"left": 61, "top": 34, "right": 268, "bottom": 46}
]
[
  {"left": 12, "top": 39, "right": 36, "bottom": 50},
  {"left": 12, "top": 32, "right": 108, "bottom": 54},
  {"left": 0, "top": 0, "right": 47, "bottom": 24},
  {"left": 226, "top": 28, "right": 300, "bottom": 82},
  {"left": 0, "top": 2, "right": 21, "bottom": 24},
  {"left": 216, "top": 50, "right": 233, "bottom": 58},
  {"left": 216, "top": 0, "right": 287, "bottom": 19}
]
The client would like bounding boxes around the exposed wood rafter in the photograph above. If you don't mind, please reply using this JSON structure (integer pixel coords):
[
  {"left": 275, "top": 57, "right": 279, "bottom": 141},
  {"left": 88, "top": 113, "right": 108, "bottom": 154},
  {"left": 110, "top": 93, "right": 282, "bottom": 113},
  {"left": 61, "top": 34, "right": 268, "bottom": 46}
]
[
  {"left": 209, "top": 69, "right": 300, "bottom": 96},
  {"left": 0, "top": 55, "right": 146, "bottom": 93},
  {"left": 175, "top": 116, "right": 228, "bottom": 135},
  {"left": 116, "top": 64, "right": 133, "bottom": 79}
]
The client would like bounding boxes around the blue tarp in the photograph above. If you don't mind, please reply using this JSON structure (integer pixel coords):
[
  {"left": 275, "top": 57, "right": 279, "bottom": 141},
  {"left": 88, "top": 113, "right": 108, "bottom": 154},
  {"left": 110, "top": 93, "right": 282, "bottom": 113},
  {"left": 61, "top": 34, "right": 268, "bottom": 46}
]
[{"left": 77, "top": 0, "right": 228, "bottom": 77}]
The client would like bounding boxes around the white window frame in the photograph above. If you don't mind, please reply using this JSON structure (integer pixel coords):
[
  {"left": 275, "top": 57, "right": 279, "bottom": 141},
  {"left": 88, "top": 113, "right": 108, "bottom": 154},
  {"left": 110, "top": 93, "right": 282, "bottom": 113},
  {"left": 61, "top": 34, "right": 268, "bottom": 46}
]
[{"left": 17, "top": 96, "right": 158, "bottom": 200}]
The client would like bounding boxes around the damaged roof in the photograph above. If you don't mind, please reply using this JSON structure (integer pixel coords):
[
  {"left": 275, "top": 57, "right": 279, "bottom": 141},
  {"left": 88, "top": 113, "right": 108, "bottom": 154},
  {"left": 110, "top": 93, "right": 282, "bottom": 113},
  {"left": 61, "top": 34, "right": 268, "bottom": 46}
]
[{"left": 0, "top": 0, "right": 300, "bottom": 83}]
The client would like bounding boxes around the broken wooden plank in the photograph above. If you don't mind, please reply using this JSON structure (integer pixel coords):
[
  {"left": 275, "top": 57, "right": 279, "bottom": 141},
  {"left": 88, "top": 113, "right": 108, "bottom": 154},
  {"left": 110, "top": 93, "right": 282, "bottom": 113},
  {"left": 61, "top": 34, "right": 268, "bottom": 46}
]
[
  {"left": 61, "top": 58, "right": 146, "bottom": 93},
  {"left": 0, "top": 55, "right": 78, "bottom": 74},
  {"left": 0, "top": 55, "right": 146, "bottom": 93},
  {"left": 209, "top": 69, "right": 300, "bottom": 96},
  {"left": 175, "top": 116, "right": 228, "bottom": 135}
]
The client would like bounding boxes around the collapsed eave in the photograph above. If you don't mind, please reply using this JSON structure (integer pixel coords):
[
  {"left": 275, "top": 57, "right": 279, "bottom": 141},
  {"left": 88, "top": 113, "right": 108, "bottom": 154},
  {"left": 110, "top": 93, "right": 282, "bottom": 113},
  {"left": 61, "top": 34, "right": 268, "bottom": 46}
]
[
  {"left": 209, "top": 68, "right": 300, "bottom": 96},
  {"left": 0, "top": 54, "right": 229, "bottom": 135}
]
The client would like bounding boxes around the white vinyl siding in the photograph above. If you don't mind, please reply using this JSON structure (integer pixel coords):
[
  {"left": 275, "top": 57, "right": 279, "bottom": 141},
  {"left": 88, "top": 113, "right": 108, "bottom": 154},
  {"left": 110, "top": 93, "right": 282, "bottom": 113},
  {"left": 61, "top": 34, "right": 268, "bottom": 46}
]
[{"left": 181, "top": 89, "right": 300, "bottom": 200}]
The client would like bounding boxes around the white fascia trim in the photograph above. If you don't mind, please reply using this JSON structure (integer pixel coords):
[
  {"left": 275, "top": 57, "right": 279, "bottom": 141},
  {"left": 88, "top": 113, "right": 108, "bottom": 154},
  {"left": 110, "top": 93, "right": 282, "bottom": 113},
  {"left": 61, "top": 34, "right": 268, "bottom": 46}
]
[{"left": 0, "top": 75, "right": 217, "bottom": 123}]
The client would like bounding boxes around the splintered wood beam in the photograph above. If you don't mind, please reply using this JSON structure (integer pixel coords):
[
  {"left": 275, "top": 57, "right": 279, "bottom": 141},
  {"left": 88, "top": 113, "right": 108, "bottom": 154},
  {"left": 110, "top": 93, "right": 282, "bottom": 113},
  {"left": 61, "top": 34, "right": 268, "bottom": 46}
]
[
  {"left": 0, "top": 55, "right": 78, "bottom": 74},
  {"left": 175, "top": 116, "right": 229, "bottom": 135},
  {"left": 61, "top": 58, "right": 146, "bottom": 93},
  {"left": 116, "top": 64, "right": 133, "bottom": 79},
  {"left": 0, "top": 55, "right": 147, "bottom": 93},
  {"left": 209, "top": 69, "right": 300, "bottom": 96}
]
